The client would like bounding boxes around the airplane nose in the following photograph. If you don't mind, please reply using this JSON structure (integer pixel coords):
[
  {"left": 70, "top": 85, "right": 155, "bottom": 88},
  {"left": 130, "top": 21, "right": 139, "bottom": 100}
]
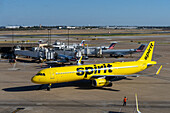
[
  {"left": 31, "top": 76, "right": 37, "bottom": 83},
  {"left": 31, "top": 76, "right": 42, "bottom": 84}
]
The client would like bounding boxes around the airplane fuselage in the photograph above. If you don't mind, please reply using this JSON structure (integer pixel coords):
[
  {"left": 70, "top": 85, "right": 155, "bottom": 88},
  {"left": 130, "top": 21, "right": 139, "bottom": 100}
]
[
  {"left": 102, "top": 49, "right": 136, "bottom": 55},
  {"left": 31, "top": 60, "right": 156, "bottom": 84}
]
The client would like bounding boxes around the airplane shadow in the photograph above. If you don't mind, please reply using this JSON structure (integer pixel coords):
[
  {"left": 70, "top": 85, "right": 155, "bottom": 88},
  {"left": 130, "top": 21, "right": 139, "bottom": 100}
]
[
  {"left": 108, "top": 111, "right": 124, "bottom": 113},
  {"left": 16, "top": 59, "right": 37, "bottom": 63},
  {"left": 2, "top": 84, "right": 44, "bottom": 92},
  {"left": 2, "top": 80, "right": 120, "bottom": 92}
]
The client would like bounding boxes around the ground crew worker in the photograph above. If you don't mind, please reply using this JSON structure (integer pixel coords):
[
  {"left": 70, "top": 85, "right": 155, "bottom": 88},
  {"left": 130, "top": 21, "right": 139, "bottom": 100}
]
[{"left": 123, "top": 96, "right": 127, "bottom": 106}]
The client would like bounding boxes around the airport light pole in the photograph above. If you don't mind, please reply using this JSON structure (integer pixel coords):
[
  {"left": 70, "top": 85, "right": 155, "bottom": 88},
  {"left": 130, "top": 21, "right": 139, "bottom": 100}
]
[
  {"left": 48, "top": 29, "right": 49, "bottom": 45},
  {"left": 50, "top": 29, "right": 51, "bottom": 45},
  {"left": 12, "top": 29, "right": 14, "bottom": 50},
  {"left": 48, "top": 29, "right": 51, "bottom": 45},
  {"left": 68, "top": 29, "right": 70, "bottom": 48}
]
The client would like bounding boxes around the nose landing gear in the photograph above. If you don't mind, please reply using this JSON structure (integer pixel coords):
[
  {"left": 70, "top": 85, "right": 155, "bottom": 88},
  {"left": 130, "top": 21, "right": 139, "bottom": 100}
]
[{"left": 47, "top": 84, "right": 52, "bottom": 91}]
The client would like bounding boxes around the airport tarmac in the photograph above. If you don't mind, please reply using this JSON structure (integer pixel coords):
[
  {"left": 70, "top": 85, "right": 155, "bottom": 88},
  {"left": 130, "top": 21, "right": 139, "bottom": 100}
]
[{"left": 0, "top": 36, "right": 170, "bottom": 113}]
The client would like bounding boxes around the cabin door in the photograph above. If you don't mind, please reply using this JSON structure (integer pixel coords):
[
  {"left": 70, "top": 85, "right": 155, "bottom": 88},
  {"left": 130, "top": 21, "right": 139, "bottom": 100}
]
[{"left": 50, "top": 69, "right": 55, "bottom": 79}]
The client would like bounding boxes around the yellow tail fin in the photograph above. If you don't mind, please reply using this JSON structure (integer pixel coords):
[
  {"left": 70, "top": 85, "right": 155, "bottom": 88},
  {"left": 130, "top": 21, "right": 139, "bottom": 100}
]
[{"left": 138, "top": 41, "right": 155, "bottom": 61}]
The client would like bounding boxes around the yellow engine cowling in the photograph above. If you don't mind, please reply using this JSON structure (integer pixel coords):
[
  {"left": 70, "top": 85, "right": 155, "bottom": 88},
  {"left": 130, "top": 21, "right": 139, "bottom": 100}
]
[{"left": 92, "top": 78, "right": 112, "bottom": 87}]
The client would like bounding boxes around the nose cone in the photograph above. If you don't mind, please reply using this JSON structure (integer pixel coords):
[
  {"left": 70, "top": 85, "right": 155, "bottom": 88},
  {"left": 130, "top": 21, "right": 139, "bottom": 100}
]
[{"left": 31, "top": 76, "right": 38, "bottom": 83}]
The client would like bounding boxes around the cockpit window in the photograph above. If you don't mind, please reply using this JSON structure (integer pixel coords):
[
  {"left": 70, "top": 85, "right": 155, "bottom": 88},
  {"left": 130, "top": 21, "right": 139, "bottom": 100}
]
[{"left": 36, "top": 73, "right": 45, "bottom": 76}]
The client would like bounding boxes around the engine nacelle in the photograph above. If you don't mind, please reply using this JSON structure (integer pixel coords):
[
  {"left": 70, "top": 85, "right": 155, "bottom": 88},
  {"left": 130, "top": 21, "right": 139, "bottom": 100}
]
[{"left": 92, "top": 78, "right": 112, "bottom": 87}]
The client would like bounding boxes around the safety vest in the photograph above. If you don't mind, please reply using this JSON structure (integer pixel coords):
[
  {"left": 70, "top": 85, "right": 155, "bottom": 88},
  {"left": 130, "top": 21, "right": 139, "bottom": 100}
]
[{"left": 124, "top": 98, "right": 127, "bottom": 102}]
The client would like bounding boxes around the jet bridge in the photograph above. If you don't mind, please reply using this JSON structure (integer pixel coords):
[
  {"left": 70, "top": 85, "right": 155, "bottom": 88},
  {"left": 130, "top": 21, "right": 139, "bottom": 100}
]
[{"left": 14, "top": 47, "right": 55, "bottom": 60}]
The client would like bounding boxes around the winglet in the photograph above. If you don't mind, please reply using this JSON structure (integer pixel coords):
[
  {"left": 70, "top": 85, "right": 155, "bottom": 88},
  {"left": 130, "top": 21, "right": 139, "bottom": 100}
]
[
  {"left": 156, "top": 65, "right": 162, "bottom": 75},
  {"left": 135, "top": 93, "right": 141, "bottom": 113},
  {"left": 77, "top": 56, "right": 83, "bottom": 65}
]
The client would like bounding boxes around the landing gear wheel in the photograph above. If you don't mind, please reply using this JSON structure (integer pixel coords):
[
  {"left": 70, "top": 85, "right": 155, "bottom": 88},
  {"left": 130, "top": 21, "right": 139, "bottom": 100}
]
[
  {"left": 47, "top": 84, "right": 52, "bottom": 91},
  {"left": 47, "top": 87, "right": 50, "bottom": 91}
]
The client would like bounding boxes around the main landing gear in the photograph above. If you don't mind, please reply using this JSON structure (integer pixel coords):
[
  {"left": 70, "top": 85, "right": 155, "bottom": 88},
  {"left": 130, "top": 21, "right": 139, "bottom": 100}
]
[{"left": 47, "top": 84, "right": 52, "bottom": 91}]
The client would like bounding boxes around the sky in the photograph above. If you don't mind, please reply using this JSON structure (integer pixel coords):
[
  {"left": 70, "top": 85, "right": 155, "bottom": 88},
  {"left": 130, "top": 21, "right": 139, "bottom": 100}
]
[{"left": 0, "top": 0, "right": 170, "bottom": 26}]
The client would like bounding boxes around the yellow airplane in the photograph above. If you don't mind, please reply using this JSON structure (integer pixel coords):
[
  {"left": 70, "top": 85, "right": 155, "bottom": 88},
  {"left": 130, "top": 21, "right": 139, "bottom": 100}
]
[{"left": 31, "top": 41, "right": 162, "bottom": 91}]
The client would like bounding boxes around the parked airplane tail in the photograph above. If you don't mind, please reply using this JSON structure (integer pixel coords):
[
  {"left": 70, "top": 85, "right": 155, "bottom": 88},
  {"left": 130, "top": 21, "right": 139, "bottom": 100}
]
[
  {"left": 81, "top": 40, "right": 85, "bottom": 46},
  {"left": 138, "top": 41, "right": 155, "bottom": 62},
  {"left": 108, "top": 42, "right": 117, "bottom": 49},
  {"left": 136, "top": 44, "right": 146, "bottom": 52}
]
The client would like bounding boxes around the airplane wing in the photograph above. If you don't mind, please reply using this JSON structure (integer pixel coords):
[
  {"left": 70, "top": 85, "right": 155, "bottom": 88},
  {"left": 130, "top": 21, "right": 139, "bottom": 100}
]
[
  {"left": 45, "top": 60, "right": 67, "bottom": 64},
  {"left": 58, "top": 54, "right": 74, "bottom": 60}
]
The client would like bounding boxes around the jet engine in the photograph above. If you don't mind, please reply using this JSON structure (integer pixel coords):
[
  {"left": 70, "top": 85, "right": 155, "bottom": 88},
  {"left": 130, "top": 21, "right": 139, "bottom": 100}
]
[{"left": 92, "top": 78, "right": 112, "bottom": 87}]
